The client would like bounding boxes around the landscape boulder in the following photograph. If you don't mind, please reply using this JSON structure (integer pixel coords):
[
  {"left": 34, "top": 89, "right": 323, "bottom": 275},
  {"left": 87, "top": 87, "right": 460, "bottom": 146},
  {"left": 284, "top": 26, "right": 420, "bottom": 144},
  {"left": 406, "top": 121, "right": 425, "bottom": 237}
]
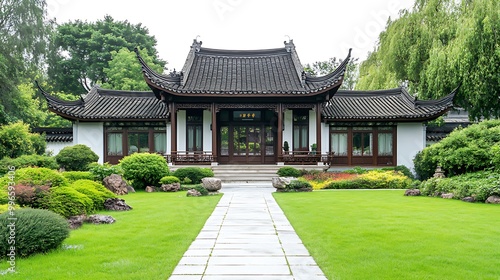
[
  {"left": 86, "top": 214, "right": 115, "bottom": 224},
  {"left": 272, "top": 177, "right": 296, "bottom": 189},
  {"left": 201, "top": 177, "right": 222, "bottom": 193},
  {"left": 187, "top": 189, "right": 201, "bottom": 197},
  {"left": 103, "top": 174, "right": 130, "bottom": 195},
  {"left": 160, "top": 183, "right": 181, "bottom": 192},
  {"left": 461, "top": 196, "right": 476, "bottom": 203},
  {"left": 67, "top": 215, "right": 86, "bottom": 230},
  {"left": 145, "top": 186, "right": 156, "bottom": 193},
  {"left": 485, "top": 195, "right": 500, "bottom": 204},
  {"left": 441, "top": 193, "right": 454, "bottom": 199},
  {"left": 104, "top": 198, "right": 132, "bottom": 211},
  {"left": 404, "top": 189, "right": 421, "bottom": 196}
]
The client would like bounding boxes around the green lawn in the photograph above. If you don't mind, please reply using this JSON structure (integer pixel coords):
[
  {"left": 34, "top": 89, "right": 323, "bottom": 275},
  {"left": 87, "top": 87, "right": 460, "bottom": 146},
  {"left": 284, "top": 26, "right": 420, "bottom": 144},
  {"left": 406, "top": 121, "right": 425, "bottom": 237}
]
[
  {"left": 274, "top": 190, "right": 500, "bottom": 280},
  {"left": 0, "top": 192, "right": 221, "bottom": 280}
]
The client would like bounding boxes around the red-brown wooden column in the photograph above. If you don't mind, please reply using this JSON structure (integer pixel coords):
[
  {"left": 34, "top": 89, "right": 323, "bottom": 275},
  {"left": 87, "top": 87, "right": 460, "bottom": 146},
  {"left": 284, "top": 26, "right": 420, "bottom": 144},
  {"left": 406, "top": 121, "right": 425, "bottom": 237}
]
[
  {"left": 170, "top": 102, "right": 177, "bottom": 157},
  {"left": 211, "top": 103, "right": 217, "bottom": 162},
  {"left": 277, "top": 103, "right": 283, "bottom": 159},
  {"left": 316, "top": 102, "right": 322, "bottom": 154}
]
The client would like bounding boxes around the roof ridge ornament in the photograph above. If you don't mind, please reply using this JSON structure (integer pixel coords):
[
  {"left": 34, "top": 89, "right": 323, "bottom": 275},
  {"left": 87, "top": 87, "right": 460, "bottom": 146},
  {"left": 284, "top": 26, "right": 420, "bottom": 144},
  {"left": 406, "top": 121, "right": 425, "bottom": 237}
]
[
  {"left": 284, "top": 38, "right": 295, "bottom": 52},
  {"left": 192, "top": 38, "right": 202, "bottom": 52}
]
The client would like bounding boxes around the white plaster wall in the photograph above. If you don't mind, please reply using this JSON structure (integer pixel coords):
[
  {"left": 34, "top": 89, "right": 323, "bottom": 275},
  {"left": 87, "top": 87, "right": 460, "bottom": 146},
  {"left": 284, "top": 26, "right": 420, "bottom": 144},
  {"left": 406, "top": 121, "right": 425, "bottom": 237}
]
[
  {"left": 397, "top": 122, "right": 425, "bottom": 172},
  {"left": 166, "top": 122, "right": 171, "bottom": 154},
  {"left": 308, "top": 110, "right": 316, "bottom": 151},
  {"left": 203, "top": 109, "right": 212, "bottom": 152},
  {"left": 283, "top": 110, "right": 293, "bottom": 145},
  {"left": 46, "top": 142, "right": 73, "bottom": 156},
  {"left": 321, "top": 123, "right": 329, "bottom": 154},
  {"left": 177, "top": 110, "right": 186, "bottom": 151},
  {"left": 74, "top": 122, "right": 104, "bottom": 164}
]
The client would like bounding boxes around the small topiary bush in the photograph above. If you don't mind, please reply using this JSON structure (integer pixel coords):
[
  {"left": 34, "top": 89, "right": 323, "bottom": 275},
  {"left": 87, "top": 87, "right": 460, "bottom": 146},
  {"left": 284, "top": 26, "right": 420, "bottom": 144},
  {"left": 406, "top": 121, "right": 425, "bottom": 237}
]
[
  {"left": 62, "top": 171, "right": 94, "bottom": 183},
  {"left": 55, "top": 144, "right": 99, "bottom": 171},
  {"left": 160, "top": 175, "right": 180, "bottom": 184},
  {"left": 0, "top": 155, "right": 58, "bottom": 176},
  {"left": 119, "top": 153, "right": 169, "bottom": 189},
  {"left": 0, "top": 167, "right": 68, "bottom": 188},
  {"left": 172, "top": 167, "right": 214, "bottom": 184},
  {"left": 284, "top": 179, "right": 313, "bottom": 192},
  {"left": 48, "top": 187, "right": 94, "bottom": 217},
  {"left": 88, "top": 162, "right": 124, "bottom": 182},
  {"left": 277, "top": 166, "right": 301, "bottom": 177},
  {"left": 0, "top": 208, "right": 69, "bottom": 258},
  {"left": 69, "top": 179, "right": 116, "bottom": 210}
]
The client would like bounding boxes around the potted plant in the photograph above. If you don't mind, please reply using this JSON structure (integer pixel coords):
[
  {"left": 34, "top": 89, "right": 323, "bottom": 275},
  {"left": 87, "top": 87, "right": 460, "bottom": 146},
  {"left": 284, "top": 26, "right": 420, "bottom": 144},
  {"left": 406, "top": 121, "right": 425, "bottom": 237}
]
[
  {"left": 310, "top": 143, "right": 317, "bottom": 155},
  {"left": 283, "top": 141, "right": 290, "bottom": 154}
]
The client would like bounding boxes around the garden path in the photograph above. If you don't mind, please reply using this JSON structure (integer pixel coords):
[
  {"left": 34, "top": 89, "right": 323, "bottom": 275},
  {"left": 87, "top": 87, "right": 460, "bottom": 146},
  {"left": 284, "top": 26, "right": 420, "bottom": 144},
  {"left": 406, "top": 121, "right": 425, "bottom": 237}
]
[{"left": 169, "top": 182, "right": 327, "bottom": 280}]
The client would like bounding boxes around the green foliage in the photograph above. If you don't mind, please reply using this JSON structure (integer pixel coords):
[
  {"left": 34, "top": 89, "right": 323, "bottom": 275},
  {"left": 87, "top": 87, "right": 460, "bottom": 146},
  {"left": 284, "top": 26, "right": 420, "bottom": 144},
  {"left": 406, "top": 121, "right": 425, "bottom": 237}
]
[
  {"left": 0, "top": 122, "right": 46, "bottom": 159},
  {"left": 381, "top": 165, "right": 415, "bottom": 180},
  {"left": 69, "top": 179, "right": 116, "bottom": 211},
  {"left": 283, "top": 141, "right": 290, "bottom": 152},
  {"left": 48, "top": 187, "right": 94, "bottom": 217},
  {"left": 48, "top": 15, "right": 166, "bottom": 94},
  {"left": 418, "top": 171, "right": 500, "bottom": 202},
  {"left": 0, "top": 154, "right": 58, "bottom": 176},
  {"left": 88, "top": 162, "right": 124, "bottom": 182},
  {"left": 102, "top": 47, "right": 165, "bottom": 91},
  {"left": 62, "top": 171, "right": 94, "bottom": 183},
  {"left": 356, "top": 0, "right": 500, "bottom": 120},
  {"left": 0, "top": 167, "right": 68, "bottom": 189},
  {"left": 282, "top": 179, "right": 313, "bottom": 192},
  {"left": 414, "top": 120, "right": 500, "bottom": 179},
  {"left": 119, "top": 153, "right": 169, "bottom": 189},
  {"left": 343, "top": 166, "right": 369, "bottom": 174},
  {"left": 55, "top": 144, "right": 99, "bottom": 171},
  {"left": 277, "top": 166, "right": 301, "bottom": 177},
  {"left": 172, "top": 167, "right": 214, "bottom": 184},
  {"left": 160, "top": 176, "right": 180, "bottom": 185},
  {"left": 0, "top": 208, "right": 69, "bottom": 258}
]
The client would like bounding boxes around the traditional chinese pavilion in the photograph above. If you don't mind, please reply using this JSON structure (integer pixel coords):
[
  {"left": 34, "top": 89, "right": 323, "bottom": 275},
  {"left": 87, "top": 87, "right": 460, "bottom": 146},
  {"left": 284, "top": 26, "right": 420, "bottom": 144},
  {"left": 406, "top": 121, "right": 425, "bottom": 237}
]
[{"left": 39, "top": 39, "right": 457, "bottom": 170}]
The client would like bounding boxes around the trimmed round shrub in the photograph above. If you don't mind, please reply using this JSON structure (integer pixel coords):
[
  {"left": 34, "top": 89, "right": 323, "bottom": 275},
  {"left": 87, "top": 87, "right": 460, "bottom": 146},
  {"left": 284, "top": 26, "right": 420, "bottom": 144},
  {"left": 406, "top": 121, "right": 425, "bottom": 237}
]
[
  {"left": 48, "top": 187, "right": 94, "bottom": 217},
  {"left": 0, "top": 208, "right": 69, "bottom": 258},
  {"left": 0, "top": 155, "right": 58, "bottom": 176},
  {"left": 172, "top": 167, "right": 214, "bottom": 184},
  {"left": 0, "top": 167, "right": 68, "bottom": 188},
  {"left": 88, "top": 162, "right": 124, "bottom": 182},
  {"left": 160, "top": 176, "right": 180, "bottom": 184},
  {"left": 277, "top": 166, "right": 301, "bottom": 177},
  {"left": 69, "top": 179, "right": 116, "bottom": 210},
  {"left": 55, "top": 144, "right": 99, "bottom": 171},
  {"left": 119, "top": 153, "right": 169, "bottom": 189},
  {"left": 62, "top": 171, "right": 94, "bottom": 183},
  {"left": 13, "top": 184, "right": 51, "bottom": 208}
]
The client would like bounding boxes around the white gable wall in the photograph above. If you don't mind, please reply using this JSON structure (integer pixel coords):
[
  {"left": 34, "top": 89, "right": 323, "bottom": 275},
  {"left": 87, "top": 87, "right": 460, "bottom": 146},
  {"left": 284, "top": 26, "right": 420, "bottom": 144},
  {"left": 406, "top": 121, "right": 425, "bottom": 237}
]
[
  {"left": 73, "top": 121, "right": 104, "bottom": 164},
  {"left": 397, "top": 122, "right": 425, "bottom": 172}
]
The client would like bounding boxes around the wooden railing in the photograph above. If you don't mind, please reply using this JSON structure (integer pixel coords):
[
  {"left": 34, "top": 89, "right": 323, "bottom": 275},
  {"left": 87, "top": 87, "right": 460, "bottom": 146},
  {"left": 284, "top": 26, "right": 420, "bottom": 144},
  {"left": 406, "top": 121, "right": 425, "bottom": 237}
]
[
  {"left": 165, "top": 151, "right": 215, "bottom": 164},
  {"left": 279, "top": 151, "right": 335, "bottom": 165}
]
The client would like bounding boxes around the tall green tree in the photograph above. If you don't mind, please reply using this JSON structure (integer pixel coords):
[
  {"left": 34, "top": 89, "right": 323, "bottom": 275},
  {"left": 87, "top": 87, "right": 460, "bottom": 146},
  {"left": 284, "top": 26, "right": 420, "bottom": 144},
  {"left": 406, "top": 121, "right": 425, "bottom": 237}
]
[
  {"left": 0, "top": 0, "right": 51, "bottom": 124},
  {"left": 357, "top": 0, "right": 499, "bottom": 120},
  {"left": 101, "top": 47, "right": 164, "bottom": 91},
  {"left": 48, "top": 15, "right": 166, "bottom": 94},
  {"left": 304, "top": 57, "right": 359, "bottom": 90}
]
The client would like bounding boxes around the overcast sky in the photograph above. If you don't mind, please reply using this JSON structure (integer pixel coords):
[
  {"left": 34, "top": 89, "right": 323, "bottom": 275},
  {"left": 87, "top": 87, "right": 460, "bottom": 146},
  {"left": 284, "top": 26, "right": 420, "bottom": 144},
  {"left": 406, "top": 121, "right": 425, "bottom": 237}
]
[{"left": 47, "top": 0, "right": 415, "bottom": 71}]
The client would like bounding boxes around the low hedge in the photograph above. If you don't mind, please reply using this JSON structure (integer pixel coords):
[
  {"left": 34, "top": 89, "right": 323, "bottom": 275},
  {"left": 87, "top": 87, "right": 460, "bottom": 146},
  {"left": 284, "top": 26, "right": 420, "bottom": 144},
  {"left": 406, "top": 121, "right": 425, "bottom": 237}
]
[
  {"left": 172, "top": 167, "right": 214, "bottom": 184},
  {"left": 0, "top": 167, "right": 68, "bottom": 189},
  {"left": 324, "top": 170, "right": 412, "bottom": 189},
  {"left": 160, "top": 176, "right": 180, "bottom": 184},
  {"left": 418, "top": 171, "right": 500, "bottom": 202},
  {"left": 0, "top": 155, "right": 58, "bottom": 176},
  {"left": 62, "top": 171, "right": 94, "bottom": 183},
  {"left": 277, "top": 166, "right": 301, "bottom": 177},
  {"left": 0, "top": 208, "right": 69, "bottom": 258}
]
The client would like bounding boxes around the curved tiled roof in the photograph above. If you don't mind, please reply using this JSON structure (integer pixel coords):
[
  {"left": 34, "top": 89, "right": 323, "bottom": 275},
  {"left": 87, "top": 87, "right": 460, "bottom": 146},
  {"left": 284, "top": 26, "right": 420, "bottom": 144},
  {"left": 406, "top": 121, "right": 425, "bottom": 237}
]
[
  {"left": 32, "top": 127, "right": 73, "bottom": 142},
  {"left": 37, "top": 82, "right": 169, "bottom": 121},
  {"left": 136, "top": 40, "right": 351, "bottom": 97},
  {"left": 323, "top": 87, "right": 458, "bottom": 122}
]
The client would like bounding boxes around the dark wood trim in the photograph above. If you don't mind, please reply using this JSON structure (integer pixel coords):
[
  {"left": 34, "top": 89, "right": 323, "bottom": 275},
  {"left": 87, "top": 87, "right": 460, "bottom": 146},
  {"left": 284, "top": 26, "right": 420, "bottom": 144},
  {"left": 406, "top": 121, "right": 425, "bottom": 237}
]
[
  {"left": 211, "top": 103, "right": 217, "bottom": 161},
  {"left": 277, "top": 103, "right": 283, "bottom": 158},
  {"left": 171, "top": 102, "right": 177, "bottom": 156}
]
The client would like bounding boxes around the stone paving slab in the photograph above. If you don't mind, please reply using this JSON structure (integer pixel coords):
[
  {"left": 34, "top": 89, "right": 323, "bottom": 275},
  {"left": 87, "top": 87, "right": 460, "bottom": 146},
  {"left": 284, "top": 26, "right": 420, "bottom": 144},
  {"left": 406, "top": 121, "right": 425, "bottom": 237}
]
[{"left": 169, "top": 183, "right": 327, "bottom": 280}]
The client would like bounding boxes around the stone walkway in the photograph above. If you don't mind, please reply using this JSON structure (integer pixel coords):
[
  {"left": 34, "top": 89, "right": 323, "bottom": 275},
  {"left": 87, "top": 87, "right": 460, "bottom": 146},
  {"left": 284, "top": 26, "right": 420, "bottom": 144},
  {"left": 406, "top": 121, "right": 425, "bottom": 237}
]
[{"left": 169, "top": 183, "right": 327, "bottom": 280}]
